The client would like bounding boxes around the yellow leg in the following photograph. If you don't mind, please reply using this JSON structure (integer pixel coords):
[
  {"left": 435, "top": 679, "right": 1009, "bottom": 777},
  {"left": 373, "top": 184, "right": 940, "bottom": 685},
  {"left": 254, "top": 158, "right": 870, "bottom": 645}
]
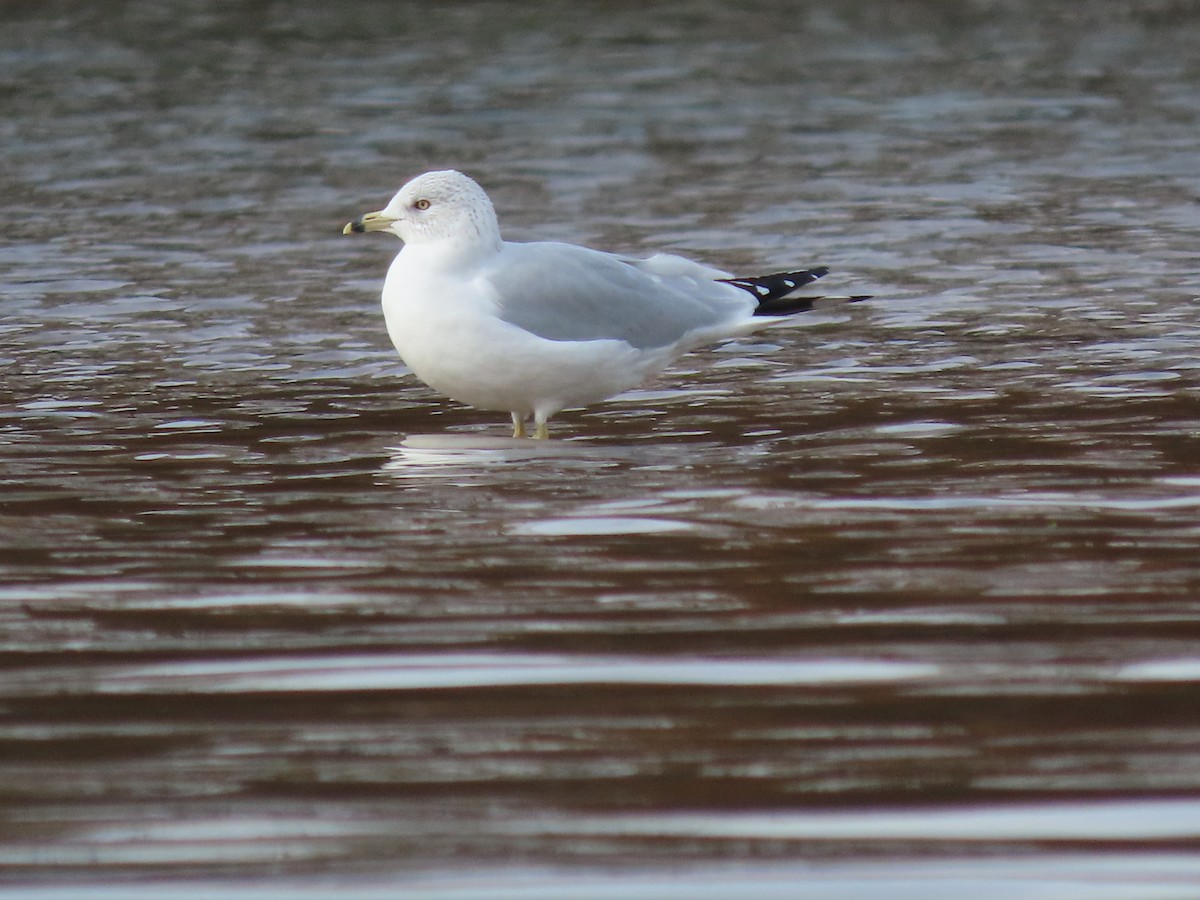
[
  {"left": 533, "top": 419, "right": 550, "bottom": 440},
  {"left": 511, "top": 413, "right": 527, "bottom": 439}
]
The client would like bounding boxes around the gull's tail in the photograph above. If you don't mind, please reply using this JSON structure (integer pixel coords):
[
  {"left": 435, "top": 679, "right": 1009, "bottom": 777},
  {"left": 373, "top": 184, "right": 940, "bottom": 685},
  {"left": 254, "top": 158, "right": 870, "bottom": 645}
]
[{"left": 718, "top": 267, "right": 871, "bottom": 316}]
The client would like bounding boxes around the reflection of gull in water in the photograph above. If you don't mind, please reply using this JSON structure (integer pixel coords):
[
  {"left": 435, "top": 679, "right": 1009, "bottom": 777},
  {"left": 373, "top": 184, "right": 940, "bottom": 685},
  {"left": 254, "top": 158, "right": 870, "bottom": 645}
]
[
  {"left": 380, "top": 432, "right": 645, "bottom": 480},
  {"left": 345, "top": 170, "right": 870, "bottom": 439}
]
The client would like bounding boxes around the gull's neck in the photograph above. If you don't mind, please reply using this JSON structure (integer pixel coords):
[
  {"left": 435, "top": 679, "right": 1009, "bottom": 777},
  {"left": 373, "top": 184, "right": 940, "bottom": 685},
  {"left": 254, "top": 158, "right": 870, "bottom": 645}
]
[{"left": 399, "top": 230, "right": 503, "bottom": 273}]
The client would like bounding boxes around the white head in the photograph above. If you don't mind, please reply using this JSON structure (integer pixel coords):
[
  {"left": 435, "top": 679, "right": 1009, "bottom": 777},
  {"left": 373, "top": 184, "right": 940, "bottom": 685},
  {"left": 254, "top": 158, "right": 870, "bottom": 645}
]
[{"left": 343, "top": 170, "right": 501, "bottom": 249}]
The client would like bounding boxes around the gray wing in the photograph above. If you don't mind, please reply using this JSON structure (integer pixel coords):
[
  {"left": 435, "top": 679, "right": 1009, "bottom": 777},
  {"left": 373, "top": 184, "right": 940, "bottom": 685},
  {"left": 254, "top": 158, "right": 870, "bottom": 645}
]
[{"left": 483, "top": 242, "right": 752, "bottom": 351}]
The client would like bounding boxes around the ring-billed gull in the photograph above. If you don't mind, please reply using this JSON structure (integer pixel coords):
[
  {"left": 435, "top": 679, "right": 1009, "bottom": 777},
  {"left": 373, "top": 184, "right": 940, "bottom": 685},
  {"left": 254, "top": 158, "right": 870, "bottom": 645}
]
[{"left": 344, "top": 170, "right": 869, "bottom": 439}]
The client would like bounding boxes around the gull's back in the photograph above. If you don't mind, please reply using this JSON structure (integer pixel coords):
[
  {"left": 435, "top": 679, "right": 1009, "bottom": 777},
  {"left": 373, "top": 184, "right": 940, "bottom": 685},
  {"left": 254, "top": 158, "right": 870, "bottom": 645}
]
[{"left": 484, "top": 241, "right": 755, "bottom": 351}]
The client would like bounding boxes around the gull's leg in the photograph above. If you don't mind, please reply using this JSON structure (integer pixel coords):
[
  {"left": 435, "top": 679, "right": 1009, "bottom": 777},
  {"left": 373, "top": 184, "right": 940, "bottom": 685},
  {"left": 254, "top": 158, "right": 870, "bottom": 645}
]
[
  {"left": 533, "top": 416, "right": 550, "bottom": 440},
  {"left": 511, "top": 412, "right": 527, "bottom": 439}
]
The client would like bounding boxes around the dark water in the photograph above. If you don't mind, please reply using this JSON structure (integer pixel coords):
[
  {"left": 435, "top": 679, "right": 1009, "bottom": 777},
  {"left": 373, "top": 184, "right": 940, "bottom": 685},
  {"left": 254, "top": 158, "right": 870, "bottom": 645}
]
[{"left": 4, "top": 1, "right": 1200, "bottom": 895}]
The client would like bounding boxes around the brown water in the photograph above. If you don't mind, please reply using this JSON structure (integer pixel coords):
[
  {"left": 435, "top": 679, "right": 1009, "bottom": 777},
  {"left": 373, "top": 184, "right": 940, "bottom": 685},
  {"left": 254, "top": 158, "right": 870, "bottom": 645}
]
[{"left": 4, "top": 1, "right": 1200, "bottom": 896}]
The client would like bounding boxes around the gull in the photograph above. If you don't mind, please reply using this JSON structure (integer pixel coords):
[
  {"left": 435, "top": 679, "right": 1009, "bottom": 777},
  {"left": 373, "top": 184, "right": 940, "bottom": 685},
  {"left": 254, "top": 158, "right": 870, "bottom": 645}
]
[{"left": 344, "top": 170, "right": 869, "bottom": 439}]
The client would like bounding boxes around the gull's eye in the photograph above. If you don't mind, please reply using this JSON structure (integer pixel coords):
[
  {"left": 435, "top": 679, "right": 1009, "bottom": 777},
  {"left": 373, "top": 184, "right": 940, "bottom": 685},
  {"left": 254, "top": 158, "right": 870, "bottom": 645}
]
[{"left": 414, "top": 199, "right": 431, "bottom": 211}]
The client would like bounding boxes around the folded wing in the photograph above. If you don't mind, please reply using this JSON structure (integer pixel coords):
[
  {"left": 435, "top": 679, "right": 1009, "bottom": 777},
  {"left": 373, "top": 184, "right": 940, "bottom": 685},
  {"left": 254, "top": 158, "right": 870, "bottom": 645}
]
[{"left": 486, "top": 242, "right": 752, "bottom": 351}]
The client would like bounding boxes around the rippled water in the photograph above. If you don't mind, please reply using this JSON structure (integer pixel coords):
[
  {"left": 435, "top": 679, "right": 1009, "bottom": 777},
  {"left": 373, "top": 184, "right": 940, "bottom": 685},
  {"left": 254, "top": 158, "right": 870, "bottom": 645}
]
[{"left": 4, "top": 1, "right": 1200, "bottom": 895}]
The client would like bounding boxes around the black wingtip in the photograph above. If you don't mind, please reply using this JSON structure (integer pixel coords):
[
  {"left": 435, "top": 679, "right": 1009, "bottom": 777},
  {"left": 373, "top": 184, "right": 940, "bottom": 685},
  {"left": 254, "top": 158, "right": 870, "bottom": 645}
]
[
  {"left": 752, "top": 293, "right": 873, "bottom": 317},
  {"left": 717, "top": 267, "right": 830, "bottom": 302}
]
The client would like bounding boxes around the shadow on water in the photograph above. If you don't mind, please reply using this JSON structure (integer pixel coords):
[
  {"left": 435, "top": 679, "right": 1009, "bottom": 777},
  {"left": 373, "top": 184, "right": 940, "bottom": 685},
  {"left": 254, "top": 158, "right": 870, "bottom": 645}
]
[{"left": 3, "top": 0, "right": 1200, "bottom": 895}]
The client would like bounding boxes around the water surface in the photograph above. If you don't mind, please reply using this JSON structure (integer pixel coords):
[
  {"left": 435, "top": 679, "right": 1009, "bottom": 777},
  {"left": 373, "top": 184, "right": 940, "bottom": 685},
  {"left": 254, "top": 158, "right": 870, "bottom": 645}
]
[{"left": 3, "top": 1, "right": 1200, "bottom": 895}]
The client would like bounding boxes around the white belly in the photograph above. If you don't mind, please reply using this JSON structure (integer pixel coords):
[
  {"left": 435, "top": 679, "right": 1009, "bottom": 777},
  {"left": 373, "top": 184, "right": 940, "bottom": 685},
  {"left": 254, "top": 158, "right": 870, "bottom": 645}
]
[{"left": 380, "top": 264, "right": 666, "bottom": 419}]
